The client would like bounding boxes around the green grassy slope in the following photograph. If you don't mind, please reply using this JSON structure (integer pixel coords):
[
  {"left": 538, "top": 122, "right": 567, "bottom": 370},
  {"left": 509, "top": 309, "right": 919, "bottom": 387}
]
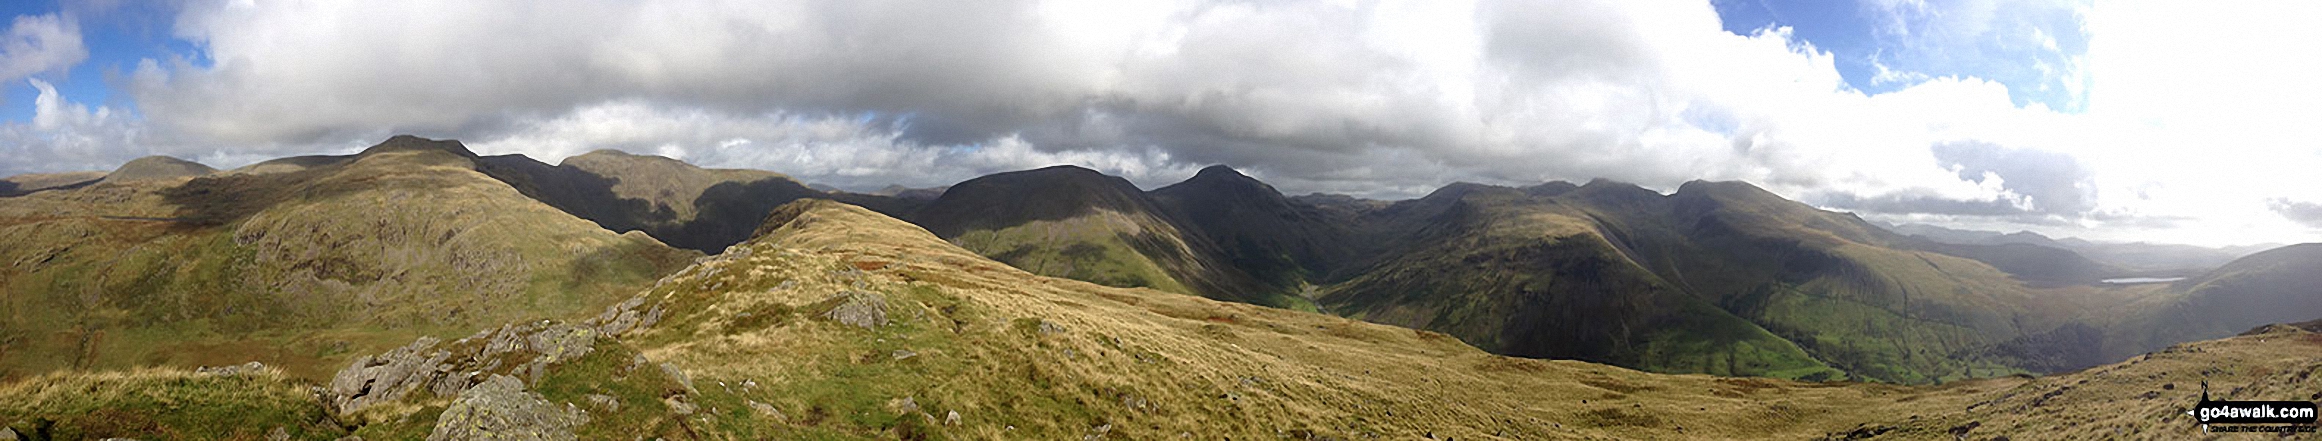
[
  {"left": 0, "top": 136, "right": 696, "bottom": 381},
  {"left": 1321, "top": 183, "right": 1841, "bottom": 380},
  {"left": 0, "top": 171, "right": 103, "bottom": 197},
  {"left": 910, "top": 166, "right": 1302, "bottom": 309},
  {"left": 2095, "top": 243, "right": 2322, "bottom": 362},
  {"left": 9, "top": 199, "right": 2315, "bottom": 439},
  {"left": 1317, "top": 179, "right": 2077, "bottom": 383},
  {"left": 478, "top": 149, "right": 922, "bottom": 253}
]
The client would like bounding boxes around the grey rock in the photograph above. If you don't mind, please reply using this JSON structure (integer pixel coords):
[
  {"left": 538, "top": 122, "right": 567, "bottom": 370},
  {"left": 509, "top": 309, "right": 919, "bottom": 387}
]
[
  {"left": 592, "top": 297, "right": 647, "bottom": 336},
  {"left": 890, "top": 349, "right": 918, "bottom": 360},
  {"left": 945, "top": 410, "right": 961, "bottom": 426},
  {"left": 197, "top": 361, "right": 270, "bottom": 376},
  {"left": 328, "top": 336, "right": 450, "bottom": 413},
  {"left": 638, "top": 304, "right": 666, "bottom": 330},
  {"left": 0, "top": 427, "right": 18, "bottom": 441},
  {"left": 822, "top": 291, "right": 889, "bottom": 329},
  {"left": 526, "top": 324, "right": 597, "bottom": 364},
  {"left": 586, "top": 394, "right": 621, "bottom": 412},
  {"left": 748, "top": 400, "right": 785, "bottom": 421},
  {"left": 268, "top": 426, "right": 291, "bottom": 441},
  {"left": 660, "top": 362, "right": 695, "bottom": 393},
  {"left": 330, "top": 320, "right": 624, "bottom": 415},
  {"left": 427, "top": 375, "right": 587, "bottom": 441},
  {"left": 666, "top": 397, "right": 697, "bottom": 416}
]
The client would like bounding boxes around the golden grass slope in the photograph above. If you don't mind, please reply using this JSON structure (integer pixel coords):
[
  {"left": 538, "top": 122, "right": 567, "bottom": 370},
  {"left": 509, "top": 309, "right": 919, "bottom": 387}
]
[
  {"left": 4, "top": 198, "right": 2315, "bottom": 440},
  {"left": 605, "top": 199, "right": 1990, "bottom": 439},
  {"left": 0, "top": 139, "right": 696, "bottom": 381}
]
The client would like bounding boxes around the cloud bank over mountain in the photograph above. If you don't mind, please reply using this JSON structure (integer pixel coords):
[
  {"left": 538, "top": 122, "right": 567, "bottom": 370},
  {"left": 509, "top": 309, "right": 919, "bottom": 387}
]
[{"left": 2, "top": 0, "right": 2319, "bottom": 245}]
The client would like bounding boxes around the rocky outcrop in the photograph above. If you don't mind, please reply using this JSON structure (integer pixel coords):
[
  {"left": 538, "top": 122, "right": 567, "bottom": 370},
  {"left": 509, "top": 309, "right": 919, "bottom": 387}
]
[
  {"left": 426, "top": 375, "right": 588, "bottom": 441},
  {"left": 329, "top": 336, "right": 454, "bottom": 414},
  {"left": 326, "top": 321, "right": 614, "bottom": 414},
  {"left": 588, "top": 296, "right": 664, "bottom": 337},
  {"left": 822, "top": 290, "right": 890, "bottom": 329},
  {"left": 195, "top": 361, "right": 273, "bottom": 376}
]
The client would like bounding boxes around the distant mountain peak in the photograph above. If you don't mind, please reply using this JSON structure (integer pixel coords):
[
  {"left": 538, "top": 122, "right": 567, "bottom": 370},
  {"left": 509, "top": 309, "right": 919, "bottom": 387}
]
[
  {"left": 1194, "top": 164, "right": 1248, "bottom": 178},
  {"left": 100, "top": 155, "right": 216, "bottom": 184},
  {"left": 1158, "top": 164, "right": 1281, "bottom": 197},
  {"left": 359, "top": 135, "right": 478, "bottom": 159}
]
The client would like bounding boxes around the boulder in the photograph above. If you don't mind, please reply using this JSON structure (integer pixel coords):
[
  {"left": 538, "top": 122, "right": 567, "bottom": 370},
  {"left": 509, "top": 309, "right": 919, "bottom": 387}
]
[
  {"left": 426, "top": 375, "right": 588, "bottom": 441},
  {"left": 823, "top": 291, "right": 889, "bottom": 329}
]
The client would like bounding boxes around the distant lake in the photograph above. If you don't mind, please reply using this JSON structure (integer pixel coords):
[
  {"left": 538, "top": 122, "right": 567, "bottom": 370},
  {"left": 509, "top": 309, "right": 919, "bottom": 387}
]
[{"left": 2101, "top": 277, "right": 2186, "bottom": 284}]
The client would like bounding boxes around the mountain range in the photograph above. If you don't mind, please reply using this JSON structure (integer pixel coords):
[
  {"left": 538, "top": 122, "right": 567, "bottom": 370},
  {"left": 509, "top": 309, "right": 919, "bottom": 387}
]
[{"left": 3, "top": 136, "right": 2319, "bottom": 439}]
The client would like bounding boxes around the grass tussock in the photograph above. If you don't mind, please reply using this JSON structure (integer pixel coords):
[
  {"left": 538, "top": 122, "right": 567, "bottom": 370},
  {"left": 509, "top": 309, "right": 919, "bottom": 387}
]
[{"left": 0, "top": 367, "right": 344, "bottom": 440}]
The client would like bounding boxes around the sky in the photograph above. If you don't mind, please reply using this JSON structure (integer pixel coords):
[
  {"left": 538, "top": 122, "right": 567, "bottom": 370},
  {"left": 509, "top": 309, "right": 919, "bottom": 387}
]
[{"left": 1, "top": 0, "right": 2319, "bottom": 247}]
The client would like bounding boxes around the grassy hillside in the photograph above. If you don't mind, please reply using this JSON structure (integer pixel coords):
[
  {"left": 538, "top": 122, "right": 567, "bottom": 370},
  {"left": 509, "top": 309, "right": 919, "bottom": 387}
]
[
  {"left": 2093, "top": 243, "right": 2322, "bottom": 362},
  {"left": 0, "top": 171, "right": 102, "bottom": 197},
  {"left": 1321, "top": 183, "right": 1842, "bottom": 380},
  {"left": 13, "top": 198, "right": 2315, "bottom": 439},
  {"left": 1314, "top": 179, "right": 2073, "bottom": 383},
  {"left": 1149, "top": 165, "right": 1356, "bottom": 288},
  {"left": 910, "top": 166, "right": 1301, "bottom": 308},
  {"left": 0, "top": 136, "right": 696, "bottom": 381},
  {"left": 478, "top": 149, "right": 920, "bottom": 253}
]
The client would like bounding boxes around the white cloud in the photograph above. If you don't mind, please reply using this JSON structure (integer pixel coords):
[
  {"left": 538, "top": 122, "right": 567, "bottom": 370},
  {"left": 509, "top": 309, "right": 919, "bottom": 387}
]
[
  {"left": 0, "top": 0, "right": 2314, "bottom": 246},
  {"left": 91, "top": 0, "right": 2064, "bottom": 207},
  {"left": 467, "top": 101, "right": 1200, "bottom": 191},
  {"left": 0, "top": 14, "right": 86, "bottom": 84},
  {"left": 0, "top": 78, "right": 144, "bottom": 176}
]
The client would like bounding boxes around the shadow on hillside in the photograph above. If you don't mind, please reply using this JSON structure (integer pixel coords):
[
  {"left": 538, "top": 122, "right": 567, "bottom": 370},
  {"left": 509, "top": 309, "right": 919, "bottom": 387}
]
[
  {"left": 158, "top": 166, "right": 343, "bottom": 228},
  {"left": 479, "top": 156, "right": 929, "bottom": 254},
  {"left": 477, "top": 155, "right": 675, "bottom": 237}
]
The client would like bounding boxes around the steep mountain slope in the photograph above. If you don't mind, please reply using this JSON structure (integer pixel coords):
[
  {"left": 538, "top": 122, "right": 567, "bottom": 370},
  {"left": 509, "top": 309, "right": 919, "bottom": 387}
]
[
  {"left": 1321, "top": 182, "right": 1840, "bottom": 380},
  {"left": 1148, "top": 165, "right": 1355, "bottom": 288},
  {"left": 478, "top": 149, "right": 919, "bottom": 253},
  {"left": 12, "top": 198, "right": 2316, "bottom": 440},
  {"left": 1319, "top": 179, "right": 2071, "bottom": 383},
  {"left": 909, "top": 166, "right": 1294, "bottom": 308},
  {"left": 2097, "top": 243, "right": 2322, "bottom": 361},
  {"left": 0, "top": 136, "right": 696, "bottom": 381}
]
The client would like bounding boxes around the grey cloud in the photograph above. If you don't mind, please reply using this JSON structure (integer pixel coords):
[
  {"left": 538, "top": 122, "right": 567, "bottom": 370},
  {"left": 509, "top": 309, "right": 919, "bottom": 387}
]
[
  {"left": 2268, "top": 198, "right": 2322, "bottom": 228},
  {"left": 1930, "top": 140, "right": 2096, "bottom": 215},
  {"left": 102, "top": 0, "right": 1788, "bottom": 200},
  {"left": 0, "top": 14, "right": 85, "bottom": 84},
  {"left": 1814, "top": 190, "right": 2029, "bottom": 217}
]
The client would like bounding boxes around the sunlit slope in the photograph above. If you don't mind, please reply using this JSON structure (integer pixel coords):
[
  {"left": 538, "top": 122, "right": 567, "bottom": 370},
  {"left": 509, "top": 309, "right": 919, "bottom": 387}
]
[
  {"left": 573, "top": 199, "right": 1988, "bottom": 439},
  {"left": 478, "top": 149, "right": 920, "bottom": 253},
  {"left": 1321, "top": 183, "right": 1842, "bottom": 380},
  {"left": 11, "top": 198, "right": 2316, "bottom": 439},
  {"left": 0, "top": 171, "right": 102, "bottom": 197},
  {"left": 1838, "top": 323, "right": 2322, "bottom": 440},
  {"left": 909, "top": 166, "right": 1296, "bottom": 308},
  {"left": 1324, "top": 179, "right": 2068, "bottom": 383},
  {"left": 0, "top": 136, "right": 695, "bottom": 381}
]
